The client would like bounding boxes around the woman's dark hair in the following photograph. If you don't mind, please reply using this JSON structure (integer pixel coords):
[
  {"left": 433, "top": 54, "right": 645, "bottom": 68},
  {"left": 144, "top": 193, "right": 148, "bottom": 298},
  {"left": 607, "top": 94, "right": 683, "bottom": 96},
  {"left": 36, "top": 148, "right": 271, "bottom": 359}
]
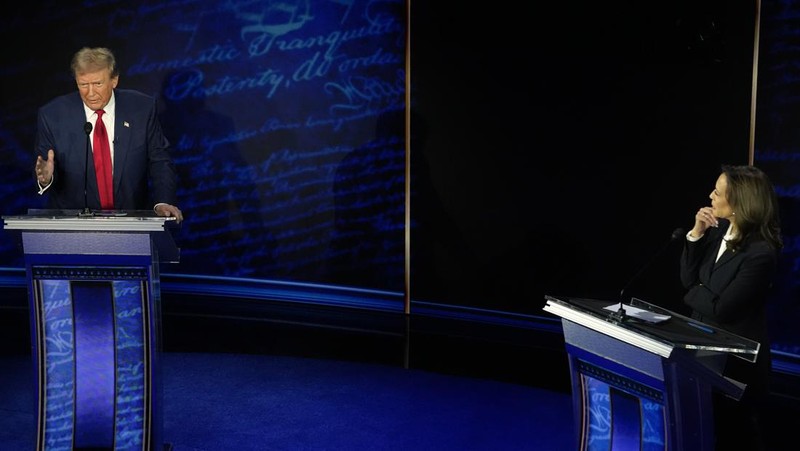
[{"left": 722, "top": 164, "right": 783, "bottom": 252}]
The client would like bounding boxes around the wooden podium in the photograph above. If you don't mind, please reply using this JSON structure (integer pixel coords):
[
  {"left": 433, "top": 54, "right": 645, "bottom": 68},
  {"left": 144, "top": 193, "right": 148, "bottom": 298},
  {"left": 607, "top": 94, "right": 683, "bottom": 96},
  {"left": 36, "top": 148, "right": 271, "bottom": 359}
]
[
  {"left": 3, "top": 210, "right": 179, "bottom": 451},
  {"left": 543, "top": 295, "right": 759, "bottom": 451}
]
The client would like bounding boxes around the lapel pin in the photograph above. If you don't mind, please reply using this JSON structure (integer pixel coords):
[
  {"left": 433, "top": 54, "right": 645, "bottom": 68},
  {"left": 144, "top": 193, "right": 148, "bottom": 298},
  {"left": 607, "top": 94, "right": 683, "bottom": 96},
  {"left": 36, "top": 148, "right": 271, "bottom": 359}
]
[{"left": 123, "top": 121, "right": 130, "bottom": 128}]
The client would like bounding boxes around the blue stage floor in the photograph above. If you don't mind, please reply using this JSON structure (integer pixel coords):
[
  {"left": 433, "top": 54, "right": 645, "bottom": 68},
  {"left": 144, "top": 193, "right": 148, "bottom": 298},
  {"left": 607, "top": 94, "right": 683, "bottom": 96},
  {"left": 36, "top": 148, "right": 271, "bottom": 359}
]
[{"left": 1, "top": 289, "right": 798, "bottom": 450}]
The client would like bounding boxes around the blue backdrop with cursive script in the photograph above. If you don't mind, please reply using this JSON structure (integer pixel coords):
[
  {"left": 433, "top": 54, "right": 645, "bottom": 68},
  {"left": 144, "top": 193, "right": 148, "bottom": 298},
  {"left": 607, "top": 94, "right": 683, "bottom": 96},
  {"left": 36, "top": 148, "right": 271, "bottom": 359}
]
[{"left": 0, "top": 0, "right": 407, "bottom": 298}]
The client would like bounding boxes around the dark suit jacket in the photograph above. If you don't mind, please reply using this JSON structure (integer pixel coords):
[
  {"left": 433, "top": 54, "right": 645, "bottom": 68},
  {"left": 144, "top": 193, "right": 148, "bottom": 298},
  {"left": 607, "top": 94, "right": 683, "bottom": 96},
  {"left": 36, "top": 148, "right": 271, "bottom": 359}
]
[
  {"left": 679, "top": 218, "right": 777, "bottom": 396},
  {"left": 35, "top": 89, "right": 177, "bottom": 210}
]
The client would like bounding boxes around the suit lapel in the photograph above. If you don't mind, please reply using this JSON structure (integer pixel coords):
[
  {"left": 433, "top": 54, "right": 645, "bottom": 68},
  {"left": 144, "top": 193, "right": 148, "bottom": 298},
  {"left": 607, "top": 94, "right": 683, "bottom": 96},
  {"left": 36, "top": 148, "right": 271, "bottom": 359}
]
[
  {"left": 699, "top": 234, "right": 724, "bottom": 279},
  {"left": 714, "top": 245, "right": 737, "bottom": 269},
  {"left": 112, "top": 99, "right": 129, "bottom": 199},
  {"left": 707, "top": 221, "right": 736, "bottom": 272}
]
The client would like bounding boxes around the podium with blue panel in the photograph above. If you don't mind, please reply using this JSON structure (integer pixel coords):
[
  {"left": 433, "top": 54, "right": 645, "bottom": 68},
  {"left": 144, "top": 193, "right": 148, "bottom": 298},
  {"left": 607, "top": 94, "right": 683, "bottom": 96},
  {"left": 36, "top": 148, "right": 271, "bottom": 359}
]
[
  {"left": 543, "top": 295, "right": 759, "bottom": 451},
  {"left": 3, "top": 210, "right": 179, "bottom": 451}
]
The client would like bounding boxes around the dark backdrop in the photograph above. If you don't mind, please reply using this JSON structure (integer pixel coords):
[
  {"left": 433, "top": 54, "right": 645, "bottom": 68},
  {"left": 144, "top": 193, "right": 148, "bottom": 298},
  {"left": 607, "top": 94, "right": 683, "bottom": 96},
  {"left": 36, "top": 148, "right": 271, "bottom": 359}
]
[
  {"left": 410, "top": 0, "right": 800, "bottom": 359},
  {"left": 409, "top": 0, "right": 754, "bottom": 312}
]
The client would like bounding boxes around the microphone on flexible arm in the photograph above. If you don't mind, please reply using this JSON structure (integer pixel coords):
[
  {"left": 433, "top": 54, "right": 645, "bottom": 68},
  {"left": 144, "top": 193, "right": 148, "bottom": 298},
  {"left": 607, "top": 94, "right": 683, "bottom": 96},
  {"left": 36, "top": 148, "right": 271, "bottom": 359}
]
[
  {"left": 79, "top": 121, "right": 93, "bottom": 217},
  {"left": 609, "top": 227, "right": 685, "bottom": 322}
]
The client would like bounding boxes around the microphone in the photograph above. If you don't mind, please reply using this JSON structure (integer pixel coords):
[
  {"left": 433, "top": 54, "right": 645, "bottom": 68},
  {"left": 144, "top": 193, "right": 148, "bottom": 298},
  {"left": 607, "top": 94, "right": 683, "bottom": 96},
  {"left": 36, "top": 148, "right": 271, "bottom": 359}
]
[
  {"left": 79, "top": 121, "right": 93, "bottom": 217},
  {"left": 610, "top": 227, "right": 685, "bottom": 322}
]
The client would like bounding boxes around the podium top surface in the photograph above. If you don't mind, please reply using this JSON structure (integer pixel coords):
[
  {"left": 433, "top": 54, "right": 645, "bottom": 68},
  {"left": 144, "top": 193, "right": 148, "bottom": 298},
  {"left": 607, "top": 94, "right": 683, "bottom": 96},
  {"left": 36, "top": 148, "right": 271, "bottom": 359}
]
[
  {"left": 2, "top": 209, "right": 178, "bottom": 232},
  {"left": 544, "top": 295, "right": 759, "bottom": 361}
]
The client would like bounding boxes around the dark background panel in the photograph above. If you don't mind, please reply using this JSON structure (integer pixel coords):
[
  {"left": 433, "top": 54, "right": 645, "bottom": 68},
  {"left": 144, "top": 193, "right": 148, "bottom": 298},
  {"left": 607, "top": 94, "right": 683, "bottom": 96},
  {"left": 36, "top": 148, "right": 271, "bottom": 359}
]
[{"left": 409, "top": 0, "right": 755, "bottom": 316}]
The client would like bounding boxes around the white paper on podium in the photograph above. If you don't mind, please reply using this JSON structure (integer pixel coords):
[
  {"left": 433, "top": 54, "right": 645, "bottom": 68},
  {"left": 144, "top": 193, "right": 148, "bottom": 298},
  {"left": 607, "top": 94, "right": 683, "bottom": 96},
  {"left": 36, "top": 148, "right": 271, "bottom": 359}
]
[{"left": 603, "top": 304, "right": 672, "bottom": 323}]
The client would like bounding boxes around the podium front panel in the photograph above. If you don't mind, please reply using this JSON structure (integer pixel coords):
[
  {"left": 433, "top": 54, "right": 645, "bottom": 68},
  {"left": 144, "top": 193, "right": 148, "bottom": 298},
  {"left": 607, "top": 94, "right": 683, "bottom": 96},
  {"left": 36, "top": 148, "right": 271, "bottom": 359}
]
[
  {"left": 543, "top": 295, "right": 741, "bottom": 451},
  {"left": 580, "top": 376, "right": 667, "bottom": 451},
  {"left": 30, "top": 260, "right": 157, "bottom": 451},
  {"left": 1, "top": 213, "right": 176, "bottom": 451},
  {"left": 22, "top": 231, "right": 153, "bottom": 256},
  {"left": 564, "top": 321, "right": 669, "bottom": 451}
]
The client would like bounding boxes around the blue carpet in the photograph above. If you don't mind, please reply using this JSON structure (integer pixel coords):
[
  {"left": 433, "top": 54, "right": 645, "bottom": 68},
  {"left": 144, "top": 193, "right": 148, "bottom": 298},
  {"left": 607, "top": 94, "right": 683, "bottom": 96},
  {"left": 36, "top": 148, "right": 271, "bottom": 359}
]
[{"left": 0, "top": 353, "right": 573, "bottom": 450}]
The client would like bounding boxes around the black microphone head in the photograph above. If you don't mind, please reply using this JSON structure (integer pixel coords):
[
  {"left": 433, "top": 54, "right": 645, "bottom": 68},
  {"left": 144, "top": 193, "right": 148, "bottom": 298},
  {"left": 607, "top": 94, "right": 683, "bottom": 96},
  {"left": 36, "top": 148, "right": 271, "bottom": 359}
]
[
  {"left": 671, "top": 228, "right": 685, "bottom": 240},
  {"left": 84, "top": 122, "right": 93, "bottom": 134}
]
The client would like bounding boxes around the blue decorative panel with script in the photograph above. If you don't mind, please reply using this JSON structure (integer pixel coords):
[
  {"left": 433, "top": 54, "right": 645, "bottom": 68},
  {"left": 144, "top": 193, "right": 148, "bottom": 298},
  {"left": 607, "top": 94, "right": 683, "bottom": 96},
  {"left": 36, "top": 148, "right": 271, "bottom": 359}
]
[
  {"left": 0, "top": 0, "right": 407, "bottom": 299},
  {"left": 40, "top": 279, "right": 75, "bottom": 451},
  {"left": 114, "top": 280, "right": 147, "bottom": 450},
  {"left": 27, "top": 253, "right": 161, "bottom": 451}
]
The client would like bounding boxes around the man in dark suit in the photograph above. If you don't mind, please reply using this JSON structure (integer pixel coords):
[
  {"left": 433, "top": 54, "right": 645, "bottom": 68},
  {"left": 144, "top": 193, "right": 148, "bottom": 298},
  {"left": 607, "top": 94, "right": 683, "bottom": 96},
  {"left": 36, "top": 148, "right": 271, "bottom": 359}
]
[{"left": 34, "top": 47, "right": 183, "bottom": 222}]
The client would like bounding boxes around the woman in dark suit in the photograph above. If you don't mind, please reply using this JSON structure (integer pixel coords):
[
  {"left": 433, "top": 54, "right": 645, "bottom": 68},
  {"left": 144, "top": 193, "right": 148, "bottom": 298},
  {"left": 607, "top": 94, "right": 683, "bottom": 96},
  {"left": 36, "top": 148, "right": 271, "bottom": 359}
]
[{"left": 681, "top": 164, "right": 783, "bottom": 451}]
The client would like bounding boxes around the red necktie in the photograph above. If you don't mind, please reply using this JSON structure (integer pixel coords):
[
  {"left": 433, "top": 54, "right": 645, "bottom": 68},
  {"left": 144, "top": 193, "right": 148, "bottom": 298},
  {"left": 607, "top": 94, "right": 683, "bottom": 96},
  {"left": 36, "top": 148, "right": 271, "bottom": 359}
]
[{"left": 93, "top": 109, "right": 114, "bottom": 209}]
